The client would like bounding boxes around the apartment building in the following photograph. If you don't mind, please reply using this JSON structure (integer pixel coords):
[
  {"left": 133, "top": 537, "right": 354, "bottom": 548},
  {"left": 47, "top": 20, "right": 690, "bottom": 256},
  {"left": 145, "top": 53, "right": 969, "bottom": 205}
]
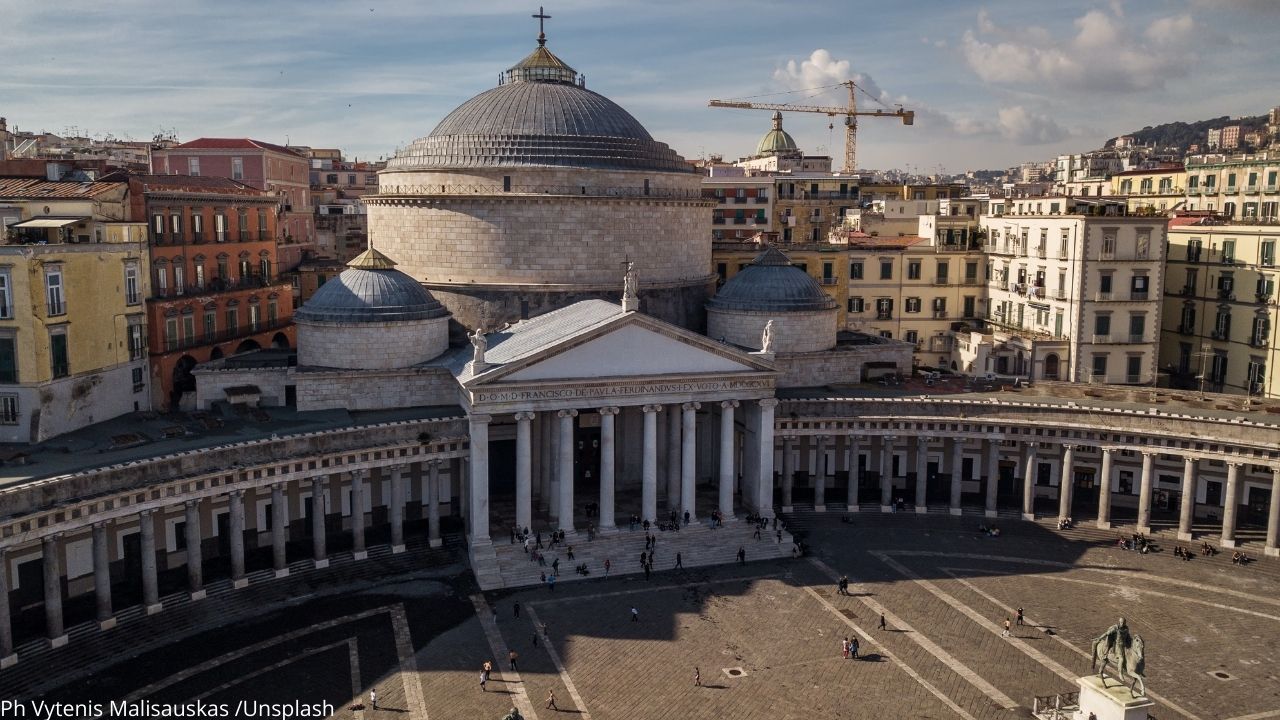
[
  {"left": 1161, "top": 219, "right": 1279, "bottom": 396},
  {"left": 974, "top": 197, "right": 1166, "bottom": 384},
  {"left": 1183, "top": 152, "right": 1280, "bottom": 221},
  {"left": 1110, "top": 166, "right": 1187, "bottom": 215},
  {"left": 703, "top": 176, "right": 774, "bottom": 242}
]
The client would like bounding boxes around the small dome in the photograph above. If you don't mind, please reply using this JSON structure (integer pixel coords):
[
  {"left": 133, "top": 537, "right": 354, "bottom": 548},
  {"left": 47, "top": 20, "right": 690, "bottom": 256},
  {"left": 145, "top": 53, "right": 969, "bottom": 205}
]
[
  {"left": 708, "top": 247, "right": 837, "bottom": 312},
  {"left": 294, "top": 248, "right": 449, "bottom": 323},
  {"left": 755, "top": 112, "right": 799, "bottom": 157}
]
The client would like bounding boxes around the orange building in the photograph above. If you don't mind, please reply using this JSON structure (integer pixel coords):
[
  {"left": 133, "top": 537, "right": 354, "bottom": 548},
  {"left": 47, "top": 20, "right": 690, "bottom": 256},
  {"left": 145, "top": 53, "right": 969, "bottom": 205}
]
[{"left": 129, "top": 175, "right": 296, "bottom": 409}]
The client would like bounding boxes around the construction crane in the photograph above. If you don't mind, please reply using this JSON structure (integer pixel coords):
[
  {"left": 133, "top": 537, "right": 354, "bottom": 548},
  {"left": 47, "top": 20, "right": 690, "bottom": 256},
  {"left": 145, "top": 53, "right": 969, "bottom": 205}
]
[{"left": 709, "top": 80, "right": 914, "bottom": 174}]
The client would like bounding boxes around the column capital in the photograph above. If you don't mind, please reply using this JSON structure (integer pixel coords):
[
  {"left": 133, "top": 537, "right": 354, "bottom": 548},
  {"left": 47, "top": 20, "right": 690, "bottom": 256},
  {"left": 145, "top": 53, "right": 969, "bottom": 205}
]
[
  {"left": 91, "top": 520, "right": 108, "bottom": 530},
  {"left": 43, "top": 532, "right": 63, "bottom": 542},
  {"left": 513, "top": 410, "right": 536, "bottom": 421},
  {"left": 139, "top": 508, "right": 156, "bottom": 517},
  {"left": 229, "top": 488, "right": 244, "bottom": 498},
  {"left": 1226, "top": 460, "right": 1244, "bottom": 469},
  {"left": 597, "top": 406, "right": 621, "bottom": 416},
  {"left": 350, "top": 468, "right": 367, "bottom": 480},
  {"left": 557, "top": 408, "right": 579, "bottom": 419},
  {"left": 425, "top": 457, "right": 441, "bottom": 467},
  {"left": 1025, "top": 441, "right": 1038, "bottom": 450},
  {"left": 311, "top": 475, "right": 327, "bottom": 485},
  {"left": 184, "top": 498, "right": 200, "bottom": 509},
  {"left": 720, "top": 399, "right": 740, "bottom": 410},
  {"left": 271, "top": 481, "right": 286, "bottom": 491},
  {"left": 468, "top": 413, "right": 493, "bottom": 424},
  {"left": 642, "top": 404, "right": 663, "bottom": 413},
  {"left": 682, "top": 401, "right": 702, "bottom": 412},
  {"left": 1061, "top": 443, "right": 1075, "bottom": 451},
  {"left": 757, "top": 398, "right": 780, "bottom": 409},
  {"left": 390, "top": 463, "right": 410, "bottom": 474},
  {"left": 1140, "top": 449, "right": 1156, "bottom": 458}
]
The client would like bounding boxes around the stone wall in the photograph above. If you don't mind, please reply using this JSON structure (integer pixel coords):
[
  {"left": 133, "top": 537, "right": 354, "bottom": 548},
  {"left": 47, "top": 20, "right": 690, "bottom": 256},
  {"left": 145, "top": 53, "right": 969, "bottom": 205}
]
[
  {"left": 296, "top": 317, "right": 449, "bottom": 370},
  {"left": 774, "top": 342, "right": 913, "bottom": 388},
  {"left": 707, "top": 307, "right": 837, "bottom": 353},
  {"left": 193, "top": 365, "right": 291, "bottom": 409},
  {"left": 296, "top": 367, "right": 457, "bottom": 411},
  {"left": 2, "top": 359, "right": 151, "bottom": 444}
]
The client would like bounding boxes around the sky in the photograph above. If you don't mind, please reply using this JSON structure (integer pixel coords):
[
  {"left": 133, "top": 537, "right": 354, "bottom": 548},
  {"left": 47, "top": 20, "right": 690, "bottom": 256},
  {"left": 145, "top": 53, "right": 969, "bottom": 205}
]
[{"left": 1, "top": 0, "right": 1278, "bottom": 172}]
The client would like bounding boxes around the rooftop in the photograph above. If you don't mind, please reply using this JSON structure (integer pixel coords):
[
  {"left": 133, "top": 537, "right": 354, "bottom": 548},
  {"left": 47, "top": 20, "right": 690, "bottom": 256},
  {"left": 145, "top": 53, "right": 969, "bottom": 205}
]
[
  {"left": 171, "top": 138, "right": 304, "bottom": 157},
  {"left": 0, "top": 178, "right": 126, "bottom": 200}
]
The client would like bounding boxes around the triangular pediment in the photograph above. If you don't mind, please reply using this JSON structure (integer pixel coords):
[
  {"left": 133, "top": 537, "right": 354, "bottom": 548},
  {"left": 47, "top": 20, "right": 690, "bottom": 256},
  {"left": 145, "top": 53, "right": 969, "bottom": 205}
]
[{"left": 465, "top": 305, "right": 774, "bottom": 387}]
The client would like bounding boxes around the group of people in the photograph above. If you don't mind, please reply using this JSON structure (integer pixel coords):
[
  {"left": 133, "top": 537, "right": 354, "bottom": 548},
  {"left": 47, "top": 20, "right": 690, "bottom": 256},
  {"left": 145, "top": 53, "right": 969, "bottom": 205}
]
[
  {"left": 1118, "top": 533, "right": 1155, "bottom": 554},
  {"left": 1173, "top": 545, "right": 1194, "bottom": 561},
  {"left": 1056, "top": 517, "right": 1074, "bottom": 530},
  {"left": 841, "top": 635, "right": 861, "bottom": 659},
  {"left": 835, "top": 575, "right": 852, "bottom": 595},
  {"left": 977, "top": 523, "right": 1002, "bottom": 537}
]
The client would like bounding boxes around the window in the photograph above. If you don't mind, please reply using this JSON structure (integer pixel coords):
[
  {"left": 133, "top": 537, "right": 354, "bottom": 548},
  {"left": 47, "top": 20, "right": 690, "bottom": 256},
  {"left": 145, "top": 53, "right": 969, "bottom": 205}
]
[
  {"left": 258, "top": 210, "right": 269, "bottom": 238},
  {"left": 933, "top": 297, "right": 947, "bottom": 315},
  {"left": 45, "top": 268, "right": 65, "bottom": 316},
  {"left": 260, "top": 258, "right": 272, "bottom": 283},
  {"left": 124, "top": 265, "right": 140, "bottom": 305},
  {"left": 239, "top": 258, "right": 251, "bottom": 281},
  {"left": 188, "top": 157, "right": 200, "bottom": 176},
  {"left": 905, "top": 330, "right": 918, "bottom": 344},
  {"left": 128, "top": 323, "right": 145, "bottom": 360},
  {"left": 268, "top": 299, "right": 278, "bottom": 325},
  {"left": 0, "top": 271, "right": 10, "bottom": 319},
  {"left": 1101, "top": 230, "right": 1116, "bottom": 259},
  {"left": 964, "top": 261, "right": 977, "bottom": 283},
  {"left": 1252, "top": 316, "right": 1270, "bottom": 346},
  {"left": 850, "top": 261, "right": 863, "bottom": 280},
  {"left": 191, "top": 213, "right": 203, "bottom": 242},
  {"left": 153, "top": 213, "right": 165, "bottom": 242},
  {"left": 194, "top": 262, "right": 206, "bottom": 290},
  {"left": 156, "top": 266, "right": 168, "bottom": 296},
  {"left": 1180, "top": 304, "right": 1196, "bottom": 332},
  {"left": 225, "top": 308, "right": 238, "bottom": 334},
  {"left": 249, "top": 304, "right": 260, "bottom": 332},
  {"left": 935, "top": 261, "right": 948, "bottom": 283},
  {"left": 50, "top": 330, "right": 69, "bottom": 378},
  {"left": 1187, "top": 238, "right": 1202, "bottom": 262},
  {"left": 907, "top": 261, "right": 921, "bottom": 280},
  {"left": 1258, "top": 275, "right": 1275, "bottom": 299},
  {"left": 347, "top": 174, "right": 357, "bottom": 185},
  {"left": 822, "top": 261, "right": 834, "bottom": 282},
  {"left": 1222, "top": 239, "right": 1236, "bottom": 263},
  {"left": 203, "top": 311, "right": 216, "bottom": 342},
  {"left": 0, "top": 336, "right": 16, "bottom": 383},
  {"left": 231, "top": 157, "right": 243, "bottom": 180},
  {"left": 1092, "top": 354, "right": 1108, "bottom": 381},
  {"left": 876, "top": 298, "right": 893, "bottom": 319},
  {"left": 905, "top": 297, "right": 922, "bottom": 313},
  {"left": 164, "top": 318, "right": 178, "bottom": 351},
  {"left": 215, "top": 213, "right": 227, "bottom": 242},
  {"left": 174, "top": 265, "right": 185, "bottom": 295},
  {"left": 1126, "top": 356, "right": 1142, "bottom": 383},
  {"left": 880, "top": 260, "right": 893, "bottom": 280},
  {"left": 1094, "top": 314, "right": 1111, "bottom": 336},
  {"left": 1263, "top": 240, "right": 1276, "bottom": 267},
  {"left": 326, "top": 173, "right": 338, "bottom": 184},
  {"left": 848, "top": 297, "right": 864, "bottom": 313},
  {"left": 217, "top": 256, "right": 229, "bottom": 281},
  {"left": 0, "top": 395, "right": 16, "bottom": 424},
  {"left": 1099, "top": 273, "right": 1113, "bottom": 295},
  {"left": 1215, "top": 309, "right": 1232, "bottom": 339},
  {"left": 238, "top": 209, "right": 249, "bottom": 241},
  {"left": 170, "top": 213, "right": 183, "bottom": 241},
  {"left": 1129, "top": 314, "right": 1145, "bottom": 341},
  {"left": 963, "top": 296, "right": 976, "bottom": 318},
  {"left": 1136, "top": 231, "right": 1150, "bottom": 259},
  {"left": 132, "top": 366, "right": 144, "bottom": 393}
]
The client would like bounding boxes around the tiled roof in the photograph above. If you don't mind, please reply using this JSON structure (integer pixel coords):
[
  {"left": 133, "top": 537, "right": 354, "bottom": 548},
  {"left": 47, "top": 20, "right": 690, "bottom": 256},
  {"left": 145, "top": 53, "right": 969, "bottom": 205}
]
[
  {"left": 173, "top": 138, "right": 303, "bottom": 157},
  {"left": 134, "top": 174, "right": 265, "bottom": 196},
  {"left": 846, "top": 235, "right": 927, "bottom": 250},
  {"left": 0, "top": 178, "right": 126, "bottom": 199}
]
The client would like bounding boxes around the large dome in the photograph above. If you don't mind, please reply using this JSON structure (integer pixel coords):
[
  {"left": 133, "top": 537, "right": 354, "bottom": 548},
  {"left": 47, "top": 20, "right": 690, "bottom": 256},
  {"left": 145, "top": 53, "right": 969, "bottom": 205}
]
[
  {"left": 755, "top": 112, "right": 799, "bottom": 157},
  {"left": 386, "top": 41, "right": 691, "bottom": 173},
  {"left": 294, "top": 248, "right": 449, "bottom": 324},
  {"left": 709, "top": 247, "right": 837, "bottom": 312}
]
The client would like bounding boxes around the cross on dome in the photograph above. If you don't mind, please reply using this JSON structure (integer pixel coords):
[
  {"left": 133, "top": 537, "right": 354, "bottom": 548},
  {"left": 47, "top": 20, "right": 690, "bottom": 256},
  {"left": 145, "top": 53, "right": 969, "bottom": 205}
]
[{"left": 532, "top": 6, "right": 551, "bottom": 46}]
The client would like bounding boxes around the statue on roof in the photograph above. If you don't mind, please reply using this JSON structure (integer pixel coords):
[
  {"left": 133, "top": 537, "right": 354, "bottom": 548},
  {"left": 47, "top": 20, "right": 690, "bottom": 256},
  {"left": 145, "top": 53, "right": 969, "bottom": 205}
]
[
  {"left": 622, "top": 260, "right": 639, "bottom": 312},
  {"left": 761, "top": 319, "right": 776, "bottom": 353},
  {"left": 1091, "top": 617, "right": 1146, "bottom": 697},
  {"left": 469, "top": 327, "right": 488, "bottom": 366}
]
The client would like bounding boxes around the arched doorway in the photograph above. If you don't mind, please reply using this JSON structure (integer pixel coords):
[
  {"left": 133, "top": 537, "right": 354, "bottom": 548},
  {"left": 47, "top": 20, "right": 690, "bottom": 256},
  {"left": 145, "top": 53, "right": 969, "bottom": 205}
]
[
  {"left": 234, "top": 339, "right": 261, "bottom": 354},
  {"left": 209, "top": 347, "right": 225, "bottom": 360},
  {"left": 1044, "top": 354, "right": 1060, "bottom": 381},
  {"left": 171, "top": 355, "right": 198, "bottom": 409},
  {"left": 271, "top": 332, "right": 290, "bottom": 349}
]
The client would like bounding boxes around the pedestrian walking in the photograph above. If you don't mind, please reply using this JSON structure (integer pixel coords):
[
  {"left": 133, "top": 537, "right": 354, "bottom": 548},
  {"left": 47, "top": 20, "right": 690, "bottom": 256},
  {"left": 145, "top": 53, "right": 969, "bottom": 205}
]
[
  {"left": 1016, "top": 607, "right": 1024, "bottom": 626},
  {"left": 643, "top": 563, "right": 651, "bottom": 580},
  {"left": 737, "top": 546, "right": 746, "bottom": 565},
  {"left": 1002, "top": 618, "right": 1011, "bottom": 638},
  {"left": 552, "top": 557, "right": 560, "bottom": 574},
  {"left": 753, "top": 525, "right": 761, "bottom": 540},
  {"left": 604, "top": 558, "right": 611, "bottom": 577},
  {"left": 776, "top": 528, "right": 782, "bottom": 544},
  {"left": 480, "top": 669, "right": 488, "bottom": 692},
  {"left": 567, "top": 545, "right": 575, "bottom": 560},
  {"left": 545, "top": 690, "right": 558, "bottom": 711},
  {"left": 509, "top": 649, "right": 519, "bottom": 671},
  {"left": 879, "top": 613, "right": 887, "bottom": 630},
  {"left": 548, "top": 574, "right": 556, "bottom": 592},
  {"left": 675, "top": 552, "right": 683, "bottom": 569},
  {"left": 370, "top": 688, "right": 378, "bottom": 710},
  {"left": 631, "top": 606, "right": 640, "bottom": 622},
  {"left": 842, "top": 637, "right": 850, "bottom": 659},
  {"left": 514, "top": 601, "right": 521, "bottom": 618},
  {"left": 694, "top": 667, "right": 701, "bottom": 687},
  {"left": 532, "top": 631, "right": 539, "bottom": 648},
  {"left": 850, "top": 637, "right": 859, "bottom": 658}
]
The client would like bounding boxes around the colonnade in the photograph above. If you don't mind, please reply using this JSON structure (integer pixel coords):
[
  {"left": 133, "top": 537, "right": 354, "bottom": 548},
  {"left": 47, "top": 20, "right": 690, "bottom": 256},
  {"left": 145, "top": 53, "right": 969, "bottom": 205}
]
[{"left": 0, "top": 461, "right": 455, "bottom": 668}]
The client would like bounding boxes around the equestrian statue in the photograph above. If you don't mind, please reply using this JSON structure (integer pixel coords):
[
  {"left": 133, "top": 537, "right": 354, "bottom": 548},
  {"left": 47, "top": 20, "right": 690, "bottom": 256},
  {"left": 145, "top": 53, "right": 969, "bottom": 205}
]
[{"left": 1090, "top": 617, "right": 1146, "bottom": 697}]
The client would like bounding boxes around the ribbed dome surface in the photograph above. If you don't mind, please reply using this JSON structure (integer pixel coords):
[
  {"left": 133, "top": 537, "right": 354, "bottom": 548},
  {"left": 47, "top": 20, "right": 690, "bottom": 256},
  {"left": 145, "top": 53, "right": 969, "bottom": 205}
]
[
  {"left": 386, "top": 43, "right": 692, "bottom": 173},
  {"left": 708, "top": 247, "right": 837, "bottom": 312},
  {"left": 756, "top": 128, "right": 799, "bottom": 156},
  {"left": 295, "top": 258, "right": 449, "bottom": 324}
]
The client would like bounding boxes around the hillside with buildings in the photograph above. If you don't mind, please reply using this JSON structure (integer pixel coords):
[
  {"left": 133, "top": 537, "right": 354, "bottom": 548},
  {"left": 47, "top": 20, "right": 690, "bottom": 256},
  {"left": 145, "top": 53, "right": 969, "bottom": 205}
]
[{"left": 1106, "top": 114, "right": 1267, "bottom": 153}]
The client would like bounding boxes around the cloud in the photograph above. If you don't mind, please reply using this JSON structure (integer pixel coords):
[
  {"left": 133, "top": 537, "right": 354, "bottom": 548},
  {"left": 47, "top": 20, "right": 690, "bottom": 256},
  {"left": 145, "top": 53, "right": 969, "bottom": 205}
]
[
  {"left": 959, "top": 6, "right": 1196, "bottom": 92},
  {"left": 996, "top": 106, "right": 1069, "bottom": 145}
]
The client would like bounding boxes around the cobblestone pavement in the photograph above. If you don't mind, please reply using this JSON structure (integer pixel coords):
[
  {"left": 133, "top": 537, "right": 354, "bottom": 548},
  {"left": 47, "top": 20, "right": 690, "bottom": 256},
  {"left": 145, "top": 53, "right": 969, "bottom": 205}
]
[{"left": 9, "top": 514, "right": 1279, "bottom": 719}]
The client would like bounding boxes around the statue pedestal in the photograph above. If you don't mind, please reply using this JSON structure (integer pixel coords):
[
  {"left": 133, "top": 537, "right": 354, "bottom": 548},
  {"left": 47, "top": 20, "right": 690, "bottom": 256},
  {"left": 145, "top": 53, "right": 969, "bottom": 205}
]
[{"left": 1076, "top": 676, "right": 1153, "bottom": 720}]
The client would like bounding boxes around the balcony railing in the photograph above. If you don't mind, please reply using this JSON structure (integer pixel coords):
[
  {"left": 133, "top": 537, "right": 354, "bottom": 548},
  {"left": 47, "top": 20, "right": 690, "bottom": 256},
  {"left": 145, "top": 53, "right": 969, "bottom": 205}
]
[
  {"left": 876, "top": 311, "right": 893, "bottom": 320},
  {"left": 933, "top": 277, "right": 949, "bottom": 285},
  {"left": 1177, "top": 324, "right": 1195, "bottom": 335},
  {"left": 1092, "top": 334, "right": 1111, "bottom": 344},
  {"left": 1245, "top": 185, "right": 1261, "bottom": 194},
  {"left": 733, "top": 197, "right": 747, "bottom": 204},
  {"left": 1225, "top": 186, "right": 1239, "bottom": 195},
  {"left": 1128, "top": 333, "right": 1146, "bottom": 344},
  {"left": 1267, "top": 184, "right": 1279, "bottom": 193},
  {"left": 932, "top": 310, "right": 947, "bottom": 319},
  {"left": 1126, "top": 374, "right": 1143, "bottom": 384},
  {"left": 158, "top": 319, "right": 293, "bottom": 354},
  {"left": 963, "top": 277, "right": 979, "bottom": 285},
  {"left": 819, "top": 277, "right": 838, "bottom": 286},
  {"left": 1095, "top": 291, "right": 1113, "bottom": 301},
  {"left": 1131, "top": 291, "right": 1149, "bottom": 301}
]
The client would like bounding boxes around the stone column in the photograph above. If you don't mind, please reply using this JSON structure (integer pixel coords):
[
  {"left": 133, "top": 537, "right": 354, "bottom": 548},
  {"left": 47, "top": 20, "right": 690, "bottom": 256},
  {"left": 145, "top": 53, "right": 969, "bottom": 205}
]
[
  {"left": 984, "top": 440, "right": 1000, "bottom": 518},
  {"left": 666, "top": 405, "right": 681, "bottom": 512},
  {"left": 1136, "top": 452, "right": 1155, "bottom": 535},
  {"left": 42, "top": 534, "right": 65, "bottom": 647},
  {"left": 350, "top": 470, "right": 368, "bottom": 560},
  {"left": 719, "top": 401, "right": 738, "bottom": 519},
  {"left": 1177, "top": 457, "right": 1197, "bottom": 541},
  {"left": 390, "top": 465, "right": 406, "bottom": 552},
  {"left": 914, "top": 437, "right": 928, "bottom": 513},
  {"left": 470, "top": 414, "right": 493, "bottom": 544},
  {"left": 184, "top": 500, "right": 205, "bottom": 600},
  {"left": 949, "top": 439, "right": 964, "bottom": 516},
  {"left": 681, "top": 402, "right": 700, "bottom": 521},
  {"left": 0, "top": 549, "right": 14, "bottom": 668},
  {"left": 538, "top": 413, "right": 553, "bottom": 513},
  {"left": 514, "top": 411, "right": 535, "bottom": 534},
  {"left": 880, "top": 436, "right": 894, "bottom": 511},
  {"left": 1266, "top": 467, "right": 1280, "bottom": 557},
  {"left": 271, "top": 483, "right": 289, "bottom": 577},
  {"left": 781, "top": 436, "right": 795, "bottom": 512},
  {"left": 228, "top": 490, "right": 247, "bottom": 588},
  {"left": 1220, "top": 462, "right": 1242, "bottom": 549},
  {"left": 1096, "top": 448, "right": 1114, "bottom": 529},
  {"left": 140, "top": 509, "right": 161, "bottom": 613},
  {"left": 1057, "top": 444, "right": 1075, "bottom": 524},
  {"left": 753, "top": 399, "right": 778, "bottom": 517},
  {"left": 557, "top": 409, "right": 578, "bottom": 534},
  {"left": 427, "top": 460, "right": 442, "bottom": 547},
  {"left": 846, "top": 435, "right": 860, "bottom": 510},
  {"left": 599, "top": 407, "right": 620, "bottom": 530},
  {"left": 642, "top": 405, "right": 661, "bottom": 523},
  {"left": 813, "top": 434, "right": 828, "bottom": 511},
  {"left": 311, "top": 477, "right": 328, "bottom": 568},
  {"left": 92, "top": 521, "right": 114, "bottom": 629},
  {"left": 1021, "top": 442, "right": 1038, "bottom": 520}
]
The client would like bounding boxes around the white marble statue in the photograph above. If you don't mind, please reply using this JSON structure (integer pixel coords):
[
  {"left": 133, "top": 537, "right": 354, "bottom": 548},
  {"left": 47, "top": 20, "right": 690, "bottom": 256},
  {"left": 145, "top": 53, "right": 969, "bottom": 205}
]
[
  {"left": 623, "top": 261, "right": 637, "bottom": 299},
  {"left": 761, "top": 319, "right": 776, "bottom": 353},
  {"left": 469, "top": 327, "right": 488, "bottom": 365}
]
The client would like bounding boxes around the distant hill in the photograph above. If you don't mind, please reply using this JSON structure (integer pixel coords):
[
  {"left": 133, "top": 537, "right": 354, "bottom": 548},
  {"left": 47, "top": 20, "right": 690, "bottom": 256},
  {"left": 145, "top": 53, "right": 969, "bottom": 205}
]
[{"left": 1105, "top": 115, "right": 1267, "bottom": 152}]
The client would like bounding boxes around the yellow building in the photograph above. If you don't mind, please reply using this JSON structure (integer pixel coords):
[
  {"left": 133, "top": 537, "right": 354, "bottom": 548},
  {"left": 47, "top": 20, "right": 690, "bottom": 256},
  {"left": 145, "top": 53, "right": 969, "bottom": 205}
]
[
  {"left": 0, "top": 179, "right": 150, "bottom": 442},
  {"left": 1161, "top": 219, "right": 1280, "bottom": 397},
  {"left": 1109, "top": 166, "right": 1187, "bottom": 215}
]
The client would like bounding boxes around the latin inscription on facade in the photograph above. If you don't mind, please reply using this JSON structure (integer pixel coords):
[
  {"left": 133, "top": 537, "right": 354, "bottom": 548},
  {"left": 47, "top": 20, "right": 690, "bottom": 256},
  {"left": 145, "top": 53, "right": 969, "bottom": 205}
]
[{"left": 473, "top": 378, "right": 773, "bottom": 404}]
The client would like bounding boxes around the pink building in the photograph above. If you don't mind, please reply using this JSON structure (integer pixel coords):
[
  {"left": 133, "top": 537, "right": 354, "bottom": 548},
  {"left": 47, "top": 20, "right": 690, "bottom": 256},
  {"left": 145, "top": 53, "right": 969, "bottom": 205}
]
[{"left": 152, "top": 139, "right": 314, "bottom": 269}]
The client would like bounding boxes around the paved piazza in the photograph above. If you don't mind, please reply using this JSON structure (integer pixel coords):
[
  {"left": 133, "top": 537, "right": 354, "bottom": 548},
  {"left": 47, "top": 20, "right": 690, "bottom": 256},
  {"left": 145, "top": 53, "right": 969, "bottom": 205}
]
[{"left": 3, "top": 514, "right": 1276, "bottom": 720}]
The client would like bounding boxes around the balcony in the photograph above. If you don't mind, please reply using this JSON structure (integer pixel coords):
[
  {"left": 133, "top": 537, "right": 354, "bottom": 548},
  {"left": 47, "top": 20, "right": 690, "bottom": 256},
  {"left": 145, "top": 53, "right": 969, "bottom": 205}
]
[
  {"left": 158, "top": 319, "right": 293, "bottom": 354},
  {"left": 1258, "top": 293, "right": 1273, "bottom": 304},
  {"left": 932, "top": 310, "right": 947, "bottom": 319},
  {"left": 1128, "top": 333, "right": 1146, "bottom": 344},
  {"left": 876, "top": 311, "right": 893, "bottom": 320},
  {"left": 1245, "top": 185, "right": 1261, "bottom": 195},
  {"left": 732, "top": 218, "right": 747, "bottom": 225},
  {"left": 963, "top": 277, "right": 979, "bottom": 285},
  {"left": 1177, "top": 325, "right": 1195, "bottom": 335},
  {"left": 1131, "top": 291, "right": 1149, "bottom": 301},
  {"left": 1188, "top": 186, "right": 1204, "bottom": 196},
  {"left": 1217, "top": 289, "right": 1236, "bottom": 301},
  {"left": 1225, "top": 186, "right": 1239, "bottom": 195},
  {"left": 1028, "top": 286, "right": 1046, "bottom": 300},
  {"left": 1186, "top": 252, "right": 1202, "bottom": 264},
  {"left": 1092, "top": 334, "right": 1111, "bottom": 344},
  {"left": 733, "top": 197, "right": 747, "bottom": 204},
  {"left": 1126, "top": 374, "right": 1143, "bottom": 384},
  {"left": 1095, "top": 291, "right": 1113, "bottom": 301},
  {"left": 712, "top": 218, "right": 726, "bottom": 225},
  {"left": 1054, "top": 292, "right": 1068, "bottom": 301},
  {"left": 755, "top": 196, "right": 769, "bottom": 204},
  {"left": 819, "top": 277, "right": 838, "bottom": 286},
  {"left": 933, "top": 277, "right": 950, "bottom": 285},
  {"left": 1250, "top": 336, "right": 1268, "bottom": 348},
  {"left": 1210, "top": 330, "right": 1229, "bottom": 340},
  {"left": 1267, "top": 185, "right": 1279, "bottom": 194}
]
